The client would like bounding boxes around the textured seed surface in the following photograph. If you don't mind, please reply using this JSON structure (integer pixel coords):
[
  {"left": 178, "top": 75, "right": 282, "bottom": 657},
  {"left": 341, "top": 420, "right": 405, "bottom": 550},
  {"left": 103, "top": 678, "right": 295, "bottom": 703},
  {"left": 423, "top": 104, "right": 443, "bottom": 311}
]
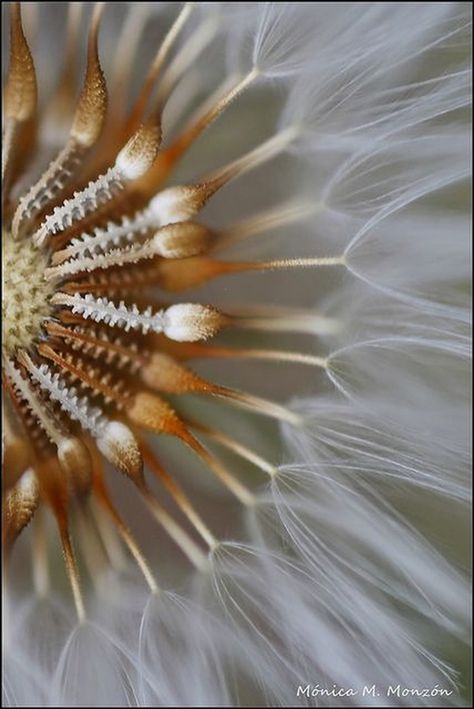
[{"left": 3, "top": 235, "right": 54, "bottom": 353}]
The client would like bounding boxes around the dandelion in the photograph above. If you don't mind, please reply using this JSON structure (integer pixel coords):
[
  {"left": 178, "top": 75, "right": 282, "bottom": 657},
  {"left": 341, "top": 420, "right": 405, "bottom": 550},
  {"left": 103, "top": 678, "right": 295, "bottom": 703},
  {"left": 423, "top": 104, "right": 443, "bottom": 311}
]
[{"left": 2, "top": 2, "right": 471, "bottom": 707}]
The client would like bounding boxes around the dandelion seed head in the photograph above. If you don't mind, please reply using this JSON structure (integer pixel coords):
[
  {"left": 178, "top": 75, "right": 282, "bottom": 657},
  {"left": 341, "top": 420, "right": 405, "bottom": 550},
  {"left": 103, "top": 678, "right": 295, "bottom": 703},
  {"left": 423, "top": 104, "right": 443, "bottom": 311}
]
[{"left": 2, "top": 1, "right": 471, "bottom": 707}]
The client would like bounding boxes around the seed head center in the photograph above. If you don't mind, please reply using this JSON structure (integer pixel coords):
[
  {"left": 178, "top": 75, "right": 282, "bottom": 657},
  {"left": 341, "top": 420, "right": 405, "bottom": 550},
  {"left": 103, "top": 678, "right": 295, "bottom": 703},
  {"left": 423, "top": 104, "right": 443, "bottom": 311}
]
[{"left": 3, "top": 236, "right": 54, "bottom": 354}]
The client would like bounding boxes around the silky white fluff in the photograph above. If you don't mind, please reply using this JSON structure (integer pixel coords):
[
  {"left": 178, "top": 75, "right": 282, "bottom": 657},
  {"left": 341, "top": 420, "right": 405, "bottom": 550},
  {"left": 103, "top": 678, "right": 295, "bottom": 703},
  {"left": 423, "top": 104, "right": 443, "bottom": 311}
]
[{"left": 3, "top": 3, "right": 471, "bottom": 707}]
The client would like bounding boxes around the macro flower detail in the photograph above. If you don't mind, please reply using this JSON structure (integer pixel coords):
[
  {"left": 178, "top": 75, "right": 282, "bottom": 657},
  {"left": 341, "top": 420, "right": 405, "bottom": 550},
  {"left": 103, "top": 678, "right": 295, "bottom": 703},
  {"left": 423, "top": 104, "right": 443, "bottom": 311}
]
[{"left": 2, "top": 3, "right": 471, "bottom": 708}]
